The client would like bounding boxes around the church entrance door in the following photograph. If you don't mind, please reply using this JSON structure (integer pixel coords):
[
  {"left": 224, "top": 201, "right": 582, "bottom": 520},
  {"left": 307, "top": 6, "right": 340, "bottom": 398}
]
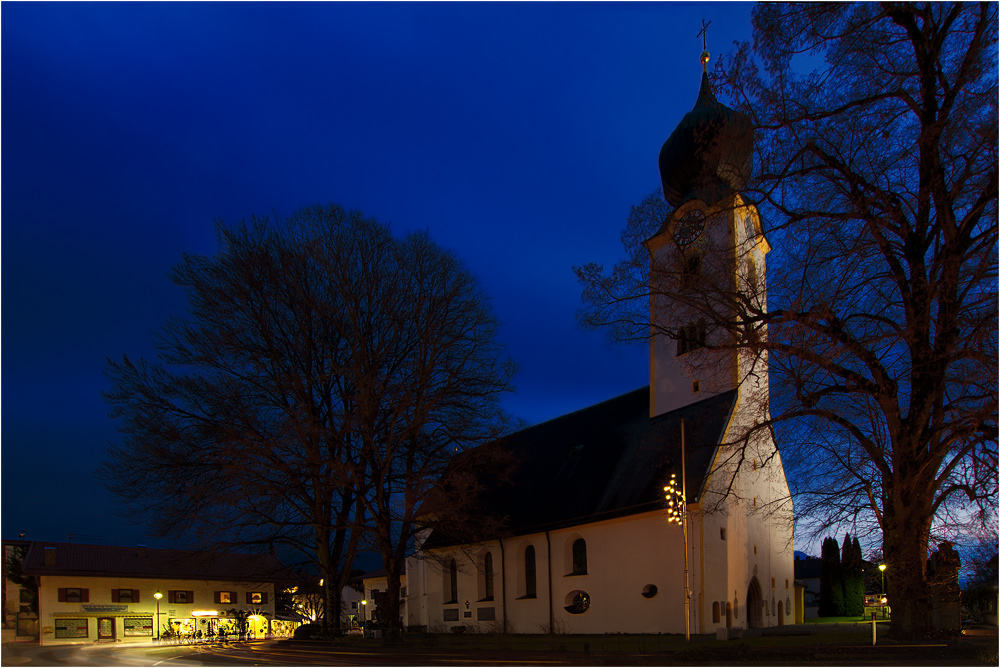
[{"left": 746, "top": 578, "right": 764, "bottom": 628}]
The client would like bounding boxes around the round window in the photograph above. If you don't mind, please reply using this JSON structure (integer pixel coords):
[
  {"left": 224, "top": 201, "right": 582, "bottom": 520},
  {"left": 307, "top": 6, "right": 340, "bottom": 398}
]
[
  {"left": 563, "top": 590, "right": 590, "bottom": 614},
  {"left": 641, "top": 584, "right": 658, "bottom": 599}
]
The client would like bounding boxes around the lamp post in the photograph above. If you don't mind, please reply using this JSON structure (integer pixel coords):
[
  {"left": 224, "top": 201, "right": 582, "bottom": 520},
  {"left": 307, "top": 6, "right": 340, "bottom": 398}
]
[
  {"left": 878, "top": 564, "right": 887, "bottom": 619},
  {"left": 664, "top": 418, "right": 690, "bottom": 642},
  {"left": 154, "top": 591, "right": 163, "bottom": 640},
  {"left": 361, "top": 599, "right": 367, "bottom": 630}
]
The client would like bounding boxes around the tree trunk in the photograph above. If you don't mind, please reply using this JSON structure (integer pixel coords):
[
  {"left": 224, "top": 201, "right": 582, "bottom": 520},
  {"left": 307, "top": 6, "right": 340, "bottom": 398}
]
[
  {"left": 884, "top": 495, "right": 934, "bottom": 640},
  {"left": 381, "top": 555, "right": 404, "bottom": 644}
]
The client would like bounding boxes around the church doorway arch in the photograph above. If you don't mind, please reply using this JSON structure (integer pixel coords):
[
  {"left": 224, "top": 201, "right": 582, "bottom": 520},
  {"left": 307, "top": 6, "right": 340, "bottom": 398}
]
[{"left": 746, "top": 577, "right": 764, "bottom": 628}]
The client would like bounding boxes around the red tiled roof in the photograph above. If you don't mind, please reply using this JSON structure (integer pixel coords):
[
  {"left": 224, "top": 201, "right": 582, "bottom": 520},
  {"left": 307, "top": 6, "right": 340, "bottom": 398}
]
[{"left": 22, "top": 542, "right": 295, "bottom": 583}]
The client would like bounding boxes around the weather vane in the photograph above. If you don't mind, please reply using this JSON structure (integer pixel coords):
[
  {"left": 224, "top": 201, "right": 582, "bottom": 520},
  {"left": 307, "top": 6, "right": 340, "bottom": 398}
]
[{"left": 697, "top": 19, "right": 712, "bottom": 70}]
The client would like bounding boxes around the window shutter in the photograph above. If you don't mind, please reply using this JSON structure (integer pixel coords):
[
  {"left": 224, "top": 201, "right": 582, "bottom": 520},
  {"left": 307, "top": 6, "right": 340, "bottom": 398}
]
[
  {"left": 112, "top": 589, "right": 119, "bottom": 603},
  {"left": 214, "top": 591, "right": 221, "bottom": 604},
  {"left": 230, "top": 592, "right": 237, "bottom": 604},
  {"left": 58, "top": 588, "right": 67, "bottom": 602},
  {"left": 81, "top": 589, "right": 90, "bottom": 603},
  {"left": 246, "top": 592, "right": 252, "bottom": 604},
  {"left": 261, "top": 592, "right": 268, "bottom": 604},
  {"left": 168, "top": 590, "right": 176, "bottom": 604},
  {"left": 187, "top": 591, "right": 194, "bottom": 603},
  {"left": 133, "top": 590, "right": 140, "bottom": 603}
]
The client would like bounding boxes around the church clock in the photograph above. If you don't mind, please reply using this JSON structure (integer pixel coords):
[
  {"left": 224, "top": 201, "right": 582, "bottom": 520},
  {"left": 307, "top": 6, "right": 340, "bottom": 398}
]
[{"left": 673, "top": 209, "right": 705, "bottom": 247}]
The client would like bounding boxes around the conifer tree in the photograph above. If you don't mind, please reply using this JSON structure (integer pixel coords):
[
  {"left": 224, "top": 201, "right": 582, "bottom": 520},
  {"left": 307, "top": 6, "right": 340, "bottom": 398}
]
[
  {"left": 820, "top": 537, "right": 845, "bottom": 617},
  {"left": 841, "top": 533, "right": 865, "bottom": 616}
]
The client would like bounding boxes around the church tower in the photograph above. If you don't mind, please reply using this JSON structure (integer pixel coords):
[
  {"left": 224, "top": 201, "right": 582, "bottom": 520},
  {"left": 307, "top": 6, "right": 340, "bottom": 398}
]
[{"left": 647, "top": 48, "right": 769, "bottom": 418}]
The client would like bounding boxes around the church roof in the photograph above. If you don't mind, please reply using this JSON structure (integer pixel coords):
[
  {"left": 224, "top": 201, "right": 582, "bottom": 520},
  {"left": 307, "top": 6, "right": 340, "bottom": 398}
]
[
  {"left": 424, "top": 387, "right": 737, "bottom": 549},
  {"left": 658, "top": 70, "right": 754, "bottom": 207}
]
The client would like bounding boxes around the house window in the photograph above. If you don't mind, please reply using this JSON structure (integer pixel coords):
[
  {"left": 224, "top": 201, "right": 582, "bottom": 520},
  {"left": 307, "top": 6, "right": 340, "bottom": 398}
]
[
  {"left": 448, "top": 559, "right": 458, "bottom": 604},
  {"left": 524, "top": 545, "right": 537, "bottom": 598},
  {"left": 114, "top": 589, "right": 136, "bottom": 603},
  {"left": 169, "top": 590, "right": 193, "bottom": 604},
  {"left": 219, "top": 592, "right": 232, "bottom": 604},
  {"left": 64, "top": 588, "right": 83, "bottom": 603},
  {"left": 351, "top": 601, "right": 358, "bottom": 609},
  {"left": 571, "top": 538, "right": 588, "bottom": 575},
  {"left": 246, "top": 592, "right": 268, "bottom": 605},
  {"left": 712, "top": 601, "right": 721, "bottom": 623},
  {"left": 443, "top": 608, "right": 459, "bottom": 622},
  {"left": 785, "top": 579, "right": 789, "bottom": 590},
  {"left": 400, "top": 587, "right": 407, "bottom": 599},
  {"left": 692, "top": 380, "right": 700, "bottom": 393}
]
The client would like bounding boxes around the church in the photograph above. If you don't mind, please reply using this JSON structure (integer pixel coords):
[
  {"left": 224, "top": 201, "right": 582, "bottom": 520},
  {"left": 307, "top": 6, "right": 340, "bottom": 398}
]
[{"left": 405, "top": 48, "right": 795, "bottom": 635}]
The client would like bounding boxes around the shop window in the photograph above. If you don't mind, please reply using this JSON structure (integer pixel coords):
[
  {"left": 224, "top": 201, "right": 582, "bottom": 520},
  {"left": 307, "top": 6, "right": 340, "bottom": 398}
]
[
  {"left": 124, "top": 617, "right": 153, "bottom": 637},
  {"left": 571, "top": 539, "right": 588, "bottom": 575},
  {"left": 54, "top": 618, "right": 88, "bottom": 638},
  {"left": 524, "top": 545, "right": 537, "bottom": 598},
  {"left": 58, "top": 588, "right": 88, "bottom": 603}
]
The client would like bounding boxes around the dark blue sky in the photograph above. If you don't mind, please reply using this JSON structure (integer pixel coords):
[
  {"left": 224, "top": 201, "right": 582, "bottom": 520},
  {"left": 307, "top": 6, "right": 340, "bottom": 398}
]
[{"left": 2, "top": 2, "right": 754, "bottom": 547}]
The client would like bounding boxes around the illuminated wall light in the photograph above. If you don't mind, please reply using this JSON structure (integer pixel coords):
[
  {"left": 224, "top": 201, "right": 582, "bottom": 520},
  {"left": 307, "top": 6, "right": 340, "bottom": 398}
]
[{"left": 192, "top": 610, "right": 220, "bottom": 617}]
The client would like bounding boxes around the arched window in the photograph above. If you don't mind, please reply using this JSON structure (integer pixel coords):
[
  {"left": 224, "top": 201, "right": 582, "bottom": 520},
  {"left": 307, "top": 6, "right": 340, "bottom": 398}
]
[
  {"left": 524, "top": 546, "right": 537, "bottom": 598},
  {"left": 448, "top": 558, "right": 458, "bottom": 603},
  {"left": 483, "top": 552, "right": 494, "bottom": 601},
  {"left": 571, "top": 538, "right": 588, "bottom": 575},
  {"left": 680, "top": 253, "right": 702, "bottom": 290},
  {"left": 713, "top": 601, "right": 721, "bottom": 623}
]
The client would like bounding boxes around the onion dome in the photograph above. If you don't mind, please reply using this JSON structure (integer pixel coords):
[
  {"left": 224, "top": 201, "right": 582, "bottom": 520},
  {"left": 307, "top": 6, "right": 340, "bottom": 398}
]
[{"left": 658, "top": 64, "right": 754, "bottom": 208}]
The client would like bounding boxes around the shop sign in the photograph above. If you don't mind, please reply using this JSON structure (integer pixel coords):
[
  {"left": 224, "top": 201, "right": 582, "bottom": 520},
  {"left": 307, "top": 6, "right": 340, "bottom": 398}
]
[{"left": 83, "top": 605, "right": 129, "bottom": 612}]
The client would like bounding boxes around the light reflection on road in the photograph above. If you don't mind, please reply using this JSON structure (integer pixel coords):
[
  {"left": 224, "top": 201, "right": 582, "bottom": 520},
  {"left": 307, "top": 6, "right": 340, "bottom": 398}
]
[{"left": 1, "top": 640, "right": 251, "bottom": 666}]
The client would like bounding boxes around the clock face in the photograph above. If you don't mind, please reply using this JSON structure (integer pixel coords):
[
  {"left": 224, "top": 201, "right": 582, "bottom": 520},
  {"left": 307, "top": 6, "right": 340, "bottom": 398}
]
[{"left": 674, "top": 210, "right": 705, "bottom": 246}]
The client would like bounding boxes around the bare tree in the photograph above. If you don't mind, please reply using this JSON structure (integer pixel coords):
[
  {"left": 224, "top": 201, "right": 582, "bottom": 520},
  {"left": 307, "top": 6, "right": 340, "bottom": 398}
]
[
  {"left": 577, "top": 3, "right": 997, "bottom": 640},
  {"left": 102, "top": 204, "right": 515, "bottom": 638}
]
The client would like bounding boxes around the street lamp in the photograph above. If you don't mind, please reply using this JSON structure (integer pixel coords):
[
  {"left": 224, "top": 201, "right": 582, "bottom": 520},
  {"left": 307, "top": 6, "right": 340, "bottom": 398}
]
[
  {"left": 878, "top": 564, "right": 888, "bottom": 620},
  {"left": 154, "top": 591, "right": 163, "bottom": 640}
]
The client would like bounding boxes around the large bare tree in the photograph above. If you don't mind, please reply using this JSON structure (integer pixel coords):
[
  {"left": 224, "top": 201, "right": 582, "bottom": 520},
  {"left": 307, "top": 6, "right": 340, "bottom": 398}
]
[
  {"left": 102, "top": 204, "right": 515, "bottom": 637},
  {"left": 577, "top": 3, "right": 997, "bottom": 640}
]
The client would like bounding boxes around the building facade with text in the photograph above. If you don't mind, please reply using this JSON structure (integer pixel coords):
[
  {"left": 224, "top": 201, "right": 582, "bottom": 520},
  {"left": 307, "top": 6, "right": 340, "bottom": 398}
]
[{"left": 22, "top": 542, "right": 293, "bottom": 645}]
